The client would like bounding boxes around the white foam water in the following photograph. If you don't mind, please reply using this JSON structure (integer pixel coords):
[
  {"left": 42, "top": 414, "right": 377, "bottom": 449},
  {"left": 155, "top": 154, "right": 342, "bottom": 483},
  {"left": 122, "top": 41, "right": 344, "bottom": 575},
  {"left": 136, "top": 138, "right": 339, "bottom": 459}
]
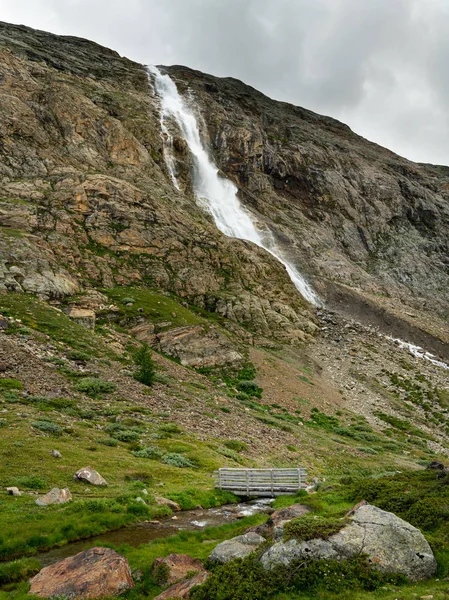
[{"left": 148, "top": 66, "right": 320, "bottom": 306}]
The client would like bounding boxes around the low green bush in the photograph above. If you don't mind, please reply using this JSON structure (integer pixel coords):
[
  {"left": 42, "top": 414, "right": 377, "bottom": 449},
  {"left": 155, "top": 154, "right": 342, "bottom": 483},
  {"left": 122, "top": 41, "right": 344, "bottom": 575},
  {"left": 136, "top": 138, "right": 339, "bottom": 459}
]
[
  {"left": 97, "top": 438, "right": 119, "bottom": 447},
  {"left": 31, "top": 420, "right": 63, "bottom": 436},
  {"left": 111, "top": 429, "right": 141, "bottom": 442},
  {"left": 223, "top": 439, "right": 248, "bottom": 453},
  {"left": 15, "top": 476, "right": 47, "bottom": 490},
  {"left": 284, "top": 514, "right": 347, "bottom": 542},
  {"left": 75, "top": 377, "right": 116, "bottom": 396},
  {"left": 162, "top": 453, "right": 195, "bottom": 468},
  {"left": 0, "top": 378, "right": 23, "bottom": 390},
  {"left": 67, "top": 350, "right": 91, "bottom": 362},
  {"left": 192, "top": 553, "right": 405, "bottom": 600},
  {"left": 235, "top": 380, "right": 262, "bottom": 398},
  {"left": 159, "top": 423, "right": 182, "bottom": 434},
  {"left": 131, "top": 446, "right": 164, "bottom": 459},
  {"left": 217, "top": 446, "right": 244, "bottom": 464}
]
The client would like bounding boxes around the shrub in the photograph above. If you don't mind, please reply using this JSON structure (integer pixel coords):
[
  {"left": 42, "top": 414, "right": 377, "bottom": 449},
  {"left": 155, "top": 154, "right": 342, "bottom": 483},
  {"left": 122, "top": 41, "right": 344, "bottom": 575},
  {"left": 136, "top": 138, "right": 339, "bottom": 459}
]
[
  {"left": 134, "top": 343, "right": 156, "bottom": 387},
  {"left": 0, "top": 378, "right": 23, "bottom": 390},
  {"left": 159, "top": 423, "right": 182, "bottom": 434},
  {"left": 406, "top": 498, "right": 449, "bottom": 531},
  {"left": 162, "top": 453, "right": 195, "bottom": 468},
  {"left": 307, "top": 409, "right": 339, "bottom": 431},
  {"left": 113, "top": 429, "right": 140, "bottom": 442},
  {"left": 75, "top": 377, "right": 116, "bottom": 396},
  {"left": 32, "top": 420, "right": 63, "bottom": 435},
  {"left": 192, "top": 553, "right": 404, "bottom": 600},
  {"left": 97, "top": 438, "right": 119, "bottom": 447},
  {"left": 223, "top": 439, "right": 248, "bottom": 453},
  {"left": 152, "top": 561, "right": 170, "bottom": 585},
  {"left": 357, "top": 447, "right": 378, "bottom": 455},
  {"left": 131, "top": 446, "right": 164, "bottom": 459},
  {"left": 67, "top": 350, "right": 91, "bottom": 362},
  {"left": 217, "top": 446, "right": 244, "bottom": 464},
  {"left": 284, "top": 514, "right": 346, "bottom": 542},
  {"left": 236, "top": 380, "right": 262, "bottom": 398},
  {"left": 15, "top": 476, "right": 47, "bottom": 490}
]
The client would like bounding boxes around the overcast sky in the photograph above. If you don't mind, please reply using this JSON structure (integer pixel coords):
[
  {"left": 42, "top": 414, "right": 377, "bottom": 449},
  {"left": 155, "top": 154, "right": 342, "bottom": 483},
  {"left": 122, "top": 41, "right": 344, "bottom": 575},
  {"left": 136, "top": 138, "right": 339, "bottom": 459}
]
[{"left": 1, "top": 0, "right": 448, "bottom": 165}]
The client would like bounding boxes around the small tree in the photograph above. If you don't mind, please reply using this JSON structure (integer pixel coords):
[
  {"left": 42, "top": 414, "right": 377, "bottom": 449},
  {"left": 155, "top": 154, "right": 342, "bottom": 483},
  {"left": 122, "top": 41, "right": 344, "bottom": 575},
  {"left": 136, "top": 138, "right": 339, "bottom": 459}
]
[{"left": 134, "top": 343, "right": 156, "bottom": 386}]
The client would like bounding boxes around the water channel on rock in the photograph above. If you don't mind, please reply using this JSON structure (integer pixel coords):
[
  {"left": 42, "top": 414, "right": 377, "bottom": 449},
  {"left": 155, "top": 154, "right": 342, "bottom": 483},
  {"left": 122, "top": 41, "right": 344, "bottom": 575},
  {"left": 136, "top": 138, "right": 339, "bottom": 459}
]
[{"left": 35, "top": 498, "right": 274, "bottom": 567}]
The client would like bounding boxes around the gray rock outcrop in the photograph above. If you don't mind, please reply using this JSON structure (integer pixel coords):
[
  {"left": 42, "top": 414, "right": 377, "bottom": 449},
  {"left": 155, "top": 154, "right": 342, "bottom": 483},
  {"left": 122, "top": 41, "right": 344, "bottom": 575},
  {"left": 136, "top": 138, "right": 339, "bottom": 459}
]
[
  {"left": 35, "top": 487, "right": 72, "bottom": 506},
  {"left": 209, "top": 532, "right": 265, "bottom": 564},
  {"left": 151, "top": 325, "right": 243, "bottom": 368},
  {"left": 73, "top": 466, "right": 107, "bottom": 486},
  {"left": 260, "top": 504, "right": 437, "bottom": 581}
]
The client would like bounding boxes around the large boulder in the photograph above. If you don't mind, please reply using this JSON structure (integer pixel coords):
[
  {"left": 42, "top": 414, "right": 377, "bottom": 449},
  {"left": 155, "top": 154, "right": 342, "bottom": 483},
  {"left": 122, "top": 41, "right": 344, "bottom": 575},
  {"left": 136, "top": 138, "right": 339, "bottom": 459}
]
[
  {"left": 152, "top": 554, "right": 205, "bottom": 585},
  {"left": 73, "top": 466, "right": 107, "bottom": 486},
  {"left": 29, "top": 547, "right": 134, "bottom": 598},
  {"left": 36, "top": 487, "right": 72, "bottom": 506},
  {"left": 151, "top": 325, "right": 243, "bottom": 368},
  {"left": 153, "top": 571, "right": 209, "bottom": 600},
  {"left": 261, "top": 504, "right": 437, "bottom": 581},
  {"left": 209, "top": 532, "right": 265, "bottom": 565}
]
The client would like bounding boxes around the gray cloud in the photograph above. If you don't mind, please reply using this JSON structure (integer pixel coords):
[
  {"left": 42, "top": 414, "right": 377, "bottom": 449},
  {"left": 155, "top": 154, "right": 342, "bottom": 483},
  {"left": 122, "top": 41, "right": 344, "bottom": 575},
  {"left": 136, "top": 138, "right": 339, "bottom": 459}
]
[{"left": 1, "top": 0, "right": 448, "bottom": 164}]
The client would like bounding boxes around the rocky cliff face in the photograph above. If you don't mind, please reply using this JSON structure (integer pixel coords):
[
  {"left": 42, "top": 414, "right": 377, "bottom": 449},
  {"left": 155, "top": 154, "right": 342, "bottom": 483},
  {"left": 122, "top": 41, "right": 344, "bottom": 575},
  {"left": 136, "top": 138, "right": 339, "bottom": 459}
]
[
  {"left": 0, "top": 22, "right": 447, "bottom": 350},
  {"left": 0, "top": 22, "right": 315, "bottom": 344},
  {"left": 164, "top": 66, "right": 449, "bottom": 329}
]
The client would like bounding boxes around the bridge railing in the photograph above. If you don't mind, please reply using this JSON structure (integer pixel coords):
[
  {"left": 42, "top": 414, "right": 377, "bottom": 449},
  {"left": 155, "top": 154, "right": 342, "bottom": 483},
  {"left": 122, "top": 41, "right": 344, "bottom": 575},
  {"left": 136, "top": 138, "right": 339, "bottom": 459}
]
[{"left": 214, "top": 467, "right": 307, "bottom": 497}]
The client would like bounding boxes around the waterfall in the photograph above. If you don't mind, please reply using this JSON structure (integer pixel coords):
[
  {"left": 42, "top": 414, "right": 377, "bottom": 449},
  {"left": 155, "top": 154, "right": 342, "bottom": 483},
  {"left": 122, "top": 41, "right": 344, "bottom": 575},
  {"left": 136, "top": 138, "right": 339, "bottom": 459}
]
[{"left": 148, "top": 66, "right": 320, "bottom": 306}]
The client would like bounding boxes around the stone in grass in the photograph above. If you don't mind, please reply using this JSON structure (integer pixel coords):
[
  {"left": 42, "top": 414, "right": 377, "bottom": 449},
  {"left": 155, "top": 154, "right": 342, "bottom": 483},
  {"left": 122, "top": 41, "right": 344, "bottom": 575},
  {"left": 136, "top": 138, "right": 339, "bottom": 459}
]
[
  {"left": 152, "top": 553, "right": 206, "bottom": 586},
  {"left": 260, "top": 504, "right": 437, "bottom": 581},
  {"left": 29, "top": 547, "right": 134, "bottom": 598},
  {"left": 51, "top": 449, "right": 62, "bottom": 458},
  {"left": 6, "top": 486, "right": 22, "bottom": 497},
  {"left": 153, "top": 571, "right": 209, "bottom": 600},
  {"left": 209, "top": 532, "right": 266, "bottom": 564},
  {"left": 73, "top": 466, "right": 107, "bottom": 486},
  {"left": 155, "top": 496, "right": 181, "bottom": 512},
  {"left": 35, "top": 487, "right": 72, "bottom": 506}
]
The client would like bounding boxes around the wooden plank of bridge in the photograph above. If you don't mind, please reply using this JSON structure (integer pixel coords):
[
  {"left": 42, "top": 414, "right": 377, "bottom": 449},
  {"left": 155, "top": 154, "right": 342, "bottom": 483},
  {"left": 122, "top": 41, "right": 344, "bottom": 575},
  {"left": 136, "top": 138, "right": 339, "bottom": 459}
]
[{"left": 214, "top": 467, "right": 307, "bottom": 497}]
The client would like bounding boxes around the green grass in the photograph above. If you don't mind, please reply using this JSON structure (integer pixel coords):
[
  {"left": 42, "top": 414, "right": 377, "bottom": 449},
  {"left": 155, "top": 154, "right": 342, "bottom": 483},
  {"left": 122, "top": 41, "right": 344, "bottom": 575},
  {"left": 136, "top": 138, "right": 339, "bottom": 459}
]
[
  {"left": 0, "top": 294, "right": 117, "bottom": 359},
  {"left": 98, "top": 287, "right": 207, "bottom": 330}
]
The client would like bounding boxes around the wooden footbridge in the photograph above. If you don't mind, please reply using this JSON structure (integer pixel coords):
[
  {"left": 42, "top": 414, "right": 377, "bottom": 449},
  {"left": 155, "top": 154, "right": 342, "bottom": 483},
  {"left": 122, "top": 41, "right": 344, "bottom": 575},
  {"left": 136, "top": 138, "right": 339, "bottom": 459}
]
[{"left": 214, "top": 468, "right": 307, "bottom": 497}]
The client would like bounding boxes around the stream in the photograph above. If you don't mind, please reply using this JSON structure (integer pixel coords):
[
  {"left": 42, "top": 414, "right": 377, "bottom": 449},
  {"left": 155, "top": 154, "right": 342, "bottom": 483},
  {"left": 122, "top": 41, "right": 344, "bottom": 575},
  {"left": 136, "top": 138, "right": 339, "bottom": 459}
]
[{"left": 35, "top": 498, "right": 274, "bottom": 567}]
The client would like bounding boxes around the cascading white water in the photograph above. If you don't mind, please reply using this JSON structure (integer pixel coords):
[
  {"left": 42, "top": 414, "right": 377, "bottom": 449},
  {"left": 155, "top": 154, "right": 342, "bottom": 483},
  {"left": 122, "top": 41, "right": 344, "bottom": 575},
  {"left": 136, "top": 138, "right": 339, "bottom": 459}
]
[{"left": 149, "top": 66, "right": 320, "bottom": 306}]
